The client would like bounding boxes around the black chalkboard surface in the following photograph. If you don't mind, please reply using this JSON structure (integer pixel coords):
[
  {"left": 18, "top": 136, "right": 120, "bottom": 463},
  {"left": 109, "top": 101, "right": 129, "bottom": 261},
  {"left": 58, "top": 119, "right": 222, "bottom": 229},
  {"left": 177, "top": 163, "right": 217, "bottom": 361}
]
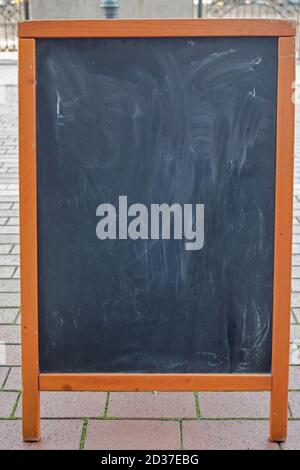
[{"left": 36, "top": 37, "right": 277, "bottom": 374}]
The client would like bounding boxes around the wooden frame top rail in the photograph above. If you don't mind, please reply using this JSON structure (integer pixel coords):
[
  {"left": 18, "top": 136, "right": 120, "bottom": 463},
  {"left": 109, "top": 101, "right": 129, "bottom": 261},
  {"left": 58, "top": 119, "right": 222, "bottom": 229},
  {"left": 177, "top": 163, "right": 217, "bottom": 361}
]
[{"left": 18, "top": 19, "right": 296, "bottom": 39}]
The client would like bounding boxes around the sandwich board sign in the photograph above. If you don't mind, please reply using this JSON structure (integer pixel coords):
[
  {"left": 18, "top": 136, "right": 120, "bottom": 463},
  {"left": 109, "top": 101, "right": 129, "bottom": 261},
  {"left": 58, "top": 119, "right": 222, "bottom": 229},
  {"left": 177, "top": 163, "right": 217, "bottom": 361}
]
[{"left": 18, "top": 19, "right": 295, "bottom": 442}]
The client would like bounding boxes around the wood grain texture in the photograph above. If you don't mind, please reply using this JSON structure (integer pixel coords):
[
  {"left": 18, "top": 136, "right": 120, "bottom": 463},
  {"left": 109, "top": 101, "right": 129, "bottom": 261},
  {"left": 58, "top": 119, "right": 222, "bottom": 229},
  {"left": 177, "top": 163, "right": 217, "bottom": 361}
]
[
  {"left": 270, "top": 37, "right": 295, "bottom": 443},
  {"left": 18, "top": 19, "right": 296, "bottom": 39},
  {"left": 19, "top": 39, "right": 40, "bottom": 442},
  {"left": 39, "top": 373, "right": 272, "bottom": 391}
]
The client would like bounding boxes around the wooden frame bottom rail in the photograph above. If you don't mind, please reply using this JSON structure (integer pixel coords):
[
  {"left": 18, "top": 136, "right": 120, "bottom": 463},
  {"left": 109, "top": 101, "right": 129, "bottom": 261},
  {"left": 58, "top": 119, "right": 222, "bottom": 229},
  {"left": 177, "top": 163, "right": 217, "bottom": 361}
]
[{"left": 39, "top": 373, "right": 272, "bottom": 391}]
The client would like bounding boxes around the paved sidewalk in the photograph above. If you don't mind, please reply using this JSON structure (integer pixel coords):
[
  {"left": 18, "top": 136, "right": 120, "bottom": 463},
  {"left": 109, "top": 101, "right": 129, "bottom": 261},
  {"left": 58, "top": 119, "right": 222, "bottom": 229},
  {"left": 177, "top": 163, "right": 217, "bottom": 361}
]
[{"left": 0, "top": 61, "right": 299, "bottom": 450}]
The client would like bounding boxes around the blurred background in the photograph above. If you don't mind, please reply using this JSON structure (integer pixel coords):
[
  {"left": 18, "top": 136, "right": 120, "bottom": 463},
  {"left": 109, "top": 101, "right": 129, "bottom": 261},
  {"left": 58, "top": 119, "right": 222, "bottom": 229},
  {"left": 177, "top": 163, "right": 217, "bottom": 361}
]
[{"left": 0, "top": 0, "right": 299, "bottom": 55}]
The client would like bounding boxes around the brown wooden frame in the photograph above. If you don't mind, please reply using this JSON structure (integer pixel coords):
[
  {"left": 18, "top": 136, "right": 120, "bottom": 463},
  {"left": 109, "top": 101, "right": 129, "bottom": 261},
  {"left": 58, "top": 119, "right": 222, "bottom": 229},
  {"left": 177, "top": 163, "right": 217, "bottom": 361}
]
[{"left": 19, "top": 19, "right": 295, "bottom": 443}]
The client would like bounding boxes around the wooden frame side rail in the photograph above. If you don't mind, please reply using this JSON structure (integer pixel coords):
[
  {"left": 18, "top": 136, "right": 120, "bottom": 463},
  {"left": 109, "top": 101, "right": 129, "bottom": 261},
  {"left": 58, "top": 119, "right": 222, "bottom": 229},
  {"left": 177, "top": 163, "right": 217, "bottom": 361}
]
[
  {"left": 18, "top": 20, "right": 295, "bottom": 443},
  {"left": 270, "top": 36, "right": 295, "bottom": 442},
  {"left": 19, "top": 38, "right": 40, "bottom": 442}
]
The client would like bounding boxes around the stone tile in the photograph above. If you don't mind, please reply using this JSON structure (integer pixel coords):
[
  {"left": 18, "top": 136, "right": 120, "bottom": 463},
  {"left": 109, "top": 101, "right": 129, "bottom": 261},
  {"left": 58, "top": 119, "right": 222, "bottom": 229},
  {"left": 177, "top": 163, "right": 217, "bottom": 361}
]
[
  {"left": 292, "top": 293, "right": 300, "bottom": 308},
  {"left": 293, "top": 255, "right": 300, "bottom": 265},
  {"left": 182, "top": 420, "right": 279, "bottom": 450},
  {"left": 0, "top": 421, "right": 26, "bottom": 450},
  {"left": 292, "top": 266, "right": 300, "bottom": 278},
  {"left": 85, "top": 420, "right": 180, "bottom": 450},
  {"left": 0, "top": 419, "right": 82, "bottom": 450},
  {"left": 291, "top": 325, "right": 300, "bottom": 342},
  {"left": 108, "top": 392, "right": 196, "bottom": 418},
  {"left": 0, "top": 196, "right": 18, "bottom": 204},
  {"left": 0, "top": 235, "right": 19, "bottom": 244},
  {"left": 293, "top": 278, "right": 300, "bottom": 291},
  {"left": 281, "top": 421, "right": 300, "bottom": 450},
  {"left": 0, "top": 266, "right": 15, "bottom": 278},
  {"left": 16, "top": 392, "right": 107, "bottom": 418},
  {"left": 0, "top": 227, "right": 19, "bottom": 235},
  {"left": 0, "top": 292, "right": 20, "bottom": 307},
  {"left": 4, "top": 367, "right": 21, "bottom": 390},
  {"left": 10, "top": 245, "right": 19, "bottom": 255},
  {"left": 0, "top": 245, "right": 12, "bottom": 254},
  {"left": 0, "top": 325, "right": 20, "bottom": 344},
  {"left": 0, "top": 366, "right": 9, "bottom": 388},
  {"left": 289, "top": 366, "right": 300, "bottom": 390},
  {"left": 5, "top": 345, "right": 21, "bottom": 365},
  {"left": 294, "top": 225, "right": 300, "bottom": 234},
  {"left": 291, "top": 342, "right": 300, "bottom": 365},
  {"left": 293, "top": 308, "right": 300, "bottom": 323},
  {"left": 0, "top": 279, "right": 19, "bottom": 292},
  {"left": 198, "top": 392, "right": 269, "bottom": 418},
  {"left": 0, "top": 308, "right": 18, "bottom": 324},
  {"left": 0, "top": 391, "right": 19, "bottom": 418},
  {"left": 7, "top": 218, "right": 18, "bottom": 225},
  {"left": 0, "top": 211, "right": 18, "bottom": 218},
  {"left": 0, "top": 255, "right": 19, "bottom": 265},
  {"left": 13, "top": 267, "right": 19, "bottom": 279},
  {"left": 291, "top": 310, "right": 298, "bottom": 323},
  {"left": 289, "top": 392, "right": 300, "bottom": 418}
]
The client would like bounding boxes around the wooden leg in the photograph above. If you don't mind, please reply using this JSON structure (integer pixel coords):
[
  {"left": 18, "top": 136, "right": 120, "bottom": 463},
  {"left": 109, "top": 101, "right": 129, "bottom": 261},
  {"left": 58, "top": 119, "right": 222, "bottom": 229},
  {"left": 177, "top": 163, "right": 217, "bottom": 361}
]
[
  {"left": 269, "top": 383, "right": 289, "bottom": 442},
  {"left": 22, "top": 373, "right": 40, "bottom": 442},
  {"left": 19, "top": 38, "right": 40, "bottom": 442},
  {"left": 269, "top": 36, "right": 295, "bottom": 443}
]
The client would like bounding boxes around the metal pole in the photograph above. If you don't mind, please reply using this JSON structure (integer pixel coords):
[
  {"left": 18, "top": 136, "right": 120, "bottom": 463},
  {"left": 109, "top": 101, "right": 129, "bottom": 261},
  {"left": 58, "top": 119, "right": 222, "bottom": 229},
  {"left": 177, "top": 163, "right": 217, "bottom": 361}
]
[
  {"left": 100, "top": 0, "right": 119, "bottom": 19},
  {"left": 23, "top": 0, "right": 30, "bottom": 20},
  {"left": 198, "top": 0, "right": 203, "bottom": 18}
]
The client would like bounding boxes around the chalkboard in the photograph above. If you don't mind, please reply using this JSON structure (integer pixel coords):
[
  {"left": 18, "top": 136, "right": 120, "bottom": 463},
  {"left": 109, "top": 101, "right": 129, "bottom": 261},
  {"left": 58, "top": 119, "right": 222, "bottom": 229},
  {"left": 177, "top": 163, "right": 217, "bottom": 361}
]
[{"left": 36, "top": 37, "right": 277, "bottom": 374}]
